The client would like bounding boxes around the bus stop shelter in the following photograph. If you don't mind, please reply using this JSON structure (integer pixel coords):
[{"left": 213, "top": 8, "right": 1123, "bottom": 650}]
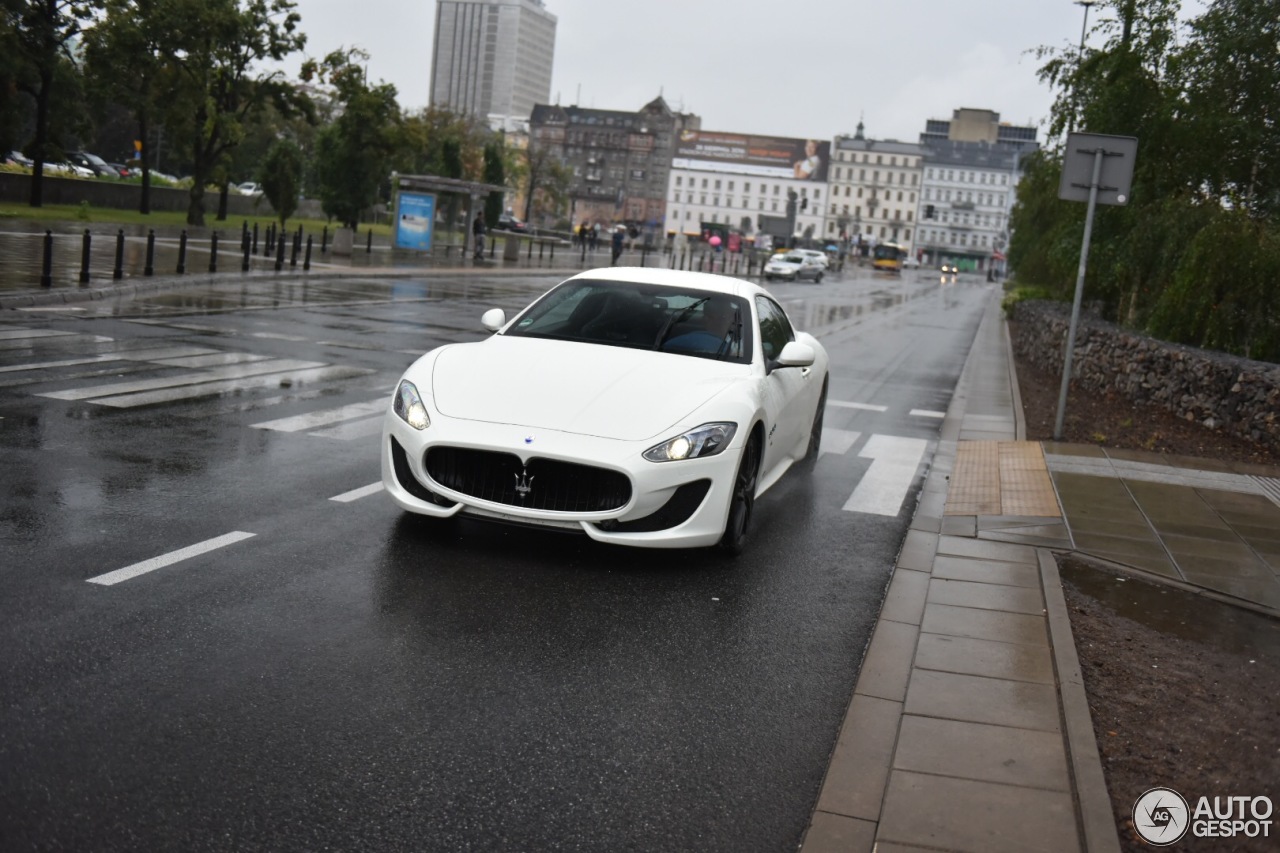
[{"left": 395, "top": 174, "right": 507, "bottom": 258}]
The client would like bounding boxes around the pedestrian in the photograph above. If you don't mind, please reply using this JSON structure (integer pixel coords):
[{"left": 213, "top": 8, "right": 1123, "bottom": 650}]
[
  {"left": 472, "top": 212, "right": 486, "bottom": 260},
  {"left": 589, "top": 223, "right": 599, "bottom": 252},
  {"left": 611, "top": 225, "right": 625, "bottom": 266}
]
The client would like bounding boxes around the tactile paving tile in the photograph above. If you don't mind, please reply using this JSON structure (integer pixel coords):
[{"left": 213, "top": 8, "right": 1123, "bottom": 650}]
[{"left": 945, "top": 441, "right": 1062, "bottom": 518}]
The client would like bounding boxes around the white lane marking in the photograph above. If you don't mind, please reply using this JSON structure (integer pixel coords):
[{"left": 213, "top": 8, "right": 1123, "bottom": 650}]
[
  {"left": 250, "top": 332, "right": 310, "bottom": 342},
  {"left": 0, "top": 329, "right": 79, "bottom": 340},
  {"left": 153, "top": 353, "right": 271, "bottom": 368},
  {"left": 820, "top": 428, "right": 861, "bottom": 458},
  {"left": 86, "top": 531, "right": 256, "bottom": 586},
  {"left": 331, "top": 482, "right": 384, "bottom": 503},
  {"left": 910, "top": 409, "right": 946, "bottom": 419},
  {"left": 828, "top": 400, "right": 888, "bottom": 412},
  {"left": 307, "top": 414, "right": 386, "bottom": 440},
  {"left": 0, "top": 354, "right": 121, "bottom": 373},
  {"left": 15, "top": 305, "right": 87, "bottom": 312},
  {"left": 37, "top": 358, "right": 324, "bottom": 400},
  {"left": 842, "top": 435, "right": 929, "bottom": 516},
  {"left": 115, "top": 346, "right": 221, "bottom": 361},
  {"left": 86, "top": 365, "right": 373, "bottom": 407},
  {"left": 252, "top": 399, "right": 387, "bottom": 432}
]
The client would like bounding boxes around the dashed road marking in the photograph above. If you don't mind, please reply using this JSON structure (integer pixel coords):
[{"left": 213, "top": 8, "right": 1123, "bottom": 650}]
[
  {"left": 820, "top": 428, "right": 861, "bottom": 458},
  {"left": 842, "top": 435, "right": 929, "bottom": 516},
  {"left": 829, "top": 400, "right": 888, "bottom": 412},
  {"left": 910, "top": 409, "right": 946, "bottom": 419},
  {"left": 331, "top": 482, "right": 384, "bottom": 503},
  {"left": 87, "top": 531, "right": 256, "bottom": 586}
]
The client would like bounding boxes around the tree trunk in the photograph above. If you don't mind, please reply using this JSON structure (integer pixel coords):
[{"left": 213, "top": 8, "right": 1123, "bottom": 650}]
[
  {"left": 187, "top": 167, "right": 206, "bottom": 227},
  {"left": 217, "top": 182, "right": 229, "bottom": 221},
  {"left": 28, "top": 68, "right": 53, "bottom": 208}
]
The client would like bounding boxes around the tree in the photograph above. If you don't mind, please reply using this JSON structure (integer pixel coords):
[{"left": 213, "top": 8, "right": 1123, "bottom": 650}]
[
  {"left": 520, "top": 137, "right": 570, "bottom": 224},
  {"left": 482, "top": 138, "right": 505, "bottom": 226},
  {"left": 7, "top": 0, "right": 103, "bottom": 207},
  {"left": 161, "top": 0, "right": 309, "bottom": 226},
  {"left": 258, "top": 138, "right": 301, "bottom": 226},
  {"left": 305, "top": 47, "right": 400, "bottom": 229},
  {"left": 81, "top": 0, "right": 173, "bottom": 214}
]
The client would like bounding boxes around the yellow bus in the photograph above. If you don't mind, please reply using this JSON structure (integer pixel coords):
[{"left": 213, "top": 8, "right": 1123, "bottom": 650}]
[{"left": 872, "top": 242, "right": 907, "bottom": 272}]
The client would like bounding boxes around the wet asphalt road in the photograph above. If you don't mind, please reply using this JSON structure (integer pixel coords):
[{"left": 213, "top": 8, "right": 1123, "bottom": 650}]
[{"left": 0, "top": 267, "right": 993, "bottom": 851}]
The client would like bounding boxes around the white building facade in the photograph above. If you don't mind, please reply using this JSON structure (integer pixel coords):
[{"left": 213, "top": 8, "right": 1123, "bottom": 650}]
[
  {"left": 915, "top": 143, "right": 1020, "bottom": 271},
  {"left": 664, "top": 130, "right": 828, "bottom": 244},
  {"left": 829, "top": 126, "right": 925, "bottom": 254}
]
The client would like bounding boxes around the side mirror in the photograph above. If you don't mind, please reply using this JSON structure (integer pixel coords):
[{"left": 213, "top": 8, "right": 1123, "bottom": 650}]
[
  {"left": 775, "top": 341, "right": 815, "bottom": 368},
  {"left": 481, "top": 308, "right": 506, "bottom": 332}
]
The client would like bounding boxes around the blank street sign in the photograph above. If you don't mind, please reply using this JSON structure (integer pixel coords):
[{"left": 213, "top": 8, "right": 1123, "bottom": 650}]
[{"left": 1058, "top": 132, "right": 1139, "bottom": 206}]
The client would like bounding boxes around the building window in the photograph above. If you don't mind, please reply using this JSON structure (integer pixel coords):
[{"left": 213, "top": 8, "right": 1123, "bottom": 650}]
[
  {"left": 744, "top": 182, "right": 751, "bottom": 193},
  {"left": 675, "top": 176, "right": 682, "bottom": 187}
]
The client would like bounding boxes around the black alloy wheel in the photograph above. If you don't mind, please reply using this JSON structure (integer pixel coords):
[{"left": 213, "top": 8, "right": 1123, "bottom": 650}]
[
  {"left": 719, "top": 434, "right": 761, "bottom": 555},
  {"left": 804, "top": 377, "right": 828, "bottom": 466}
]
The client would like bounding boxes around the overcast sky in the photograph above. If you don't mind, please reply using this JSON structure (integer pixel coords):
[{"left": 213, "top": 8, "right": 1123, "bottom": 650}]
[{"left": 282, "top": 0, "right": 1192, "bottom": 144}]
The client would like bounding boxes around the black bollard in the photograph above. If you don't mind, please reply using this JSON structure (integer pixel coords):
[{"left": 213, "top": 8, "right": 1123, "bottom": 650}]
[
  {"left": 549, "top": 241, "right": 554, "bottom": 262},
  {"left": 527, "top": 238, "right": 533, "bottom": 261},
  {"left": 208, "top": 232, "right": 218, "bottom": 273},
  {"left": 242, "top": 220, "right": 248, "bottom": 245},
  {"left": 366, "top": 228, "right": 372, "bottom": 254},
  {"left": 489, "top": 235, "right": 496, "bottom": 259},
  {"left": 539, "top": 242, "right": 544, "bottom": 262},
  {"left": 641, "top": 246, "right": 647, "bottom": 268},
  {"left": 252, "top": 222, "right": 259, "bottom": 255},
  {"left": 304, "top": 236, "right": 312, "bottom": 271},
  {"left": 145, "top": 229, "right": 155, "bottom": 276},
  {"left": 113, "top": 229, "right": 125, "bottom": 280},
  {"left": 79, "top": 229, "right": 91, "bottom": 284},
  {"left": 41, "top": 230, "right": 53, "bottom": 287},
  {"left": 275, "top": 233, "right": 285, "bottom": 271},
  {"left": 290, "top": 234, "right": 299, "bottom": 268},
  {"left": 241, "top": 231, "right": 250, "bottom": 272},
  {"left": 177, "top": 230, "right": 187, "bottom": 274},
  {"left": 321, "top": 225, "right": 327, "bottom": 253},
  {"left": 264, "top": 224, "right": 273, "bottom": 257}
]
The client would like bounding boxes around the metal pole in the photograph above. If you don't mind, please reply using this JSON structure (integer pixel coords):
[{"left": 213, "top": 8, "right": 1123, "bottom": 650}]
[
  {"left": 41, "top": 230, "right": 53, "bottom": 287},
  {"left": 1070, "top": 1, "right": 1096, "bottom": 134},
  {"left": 1053, "top": 148, "right": 1105, "bottom": 441},
  {"left": 113, "top": 229, "right": 125, "bottom": 280},
  {"left": 208, "top": 232, "right": 218, "bottom": 273},
  {"left": 304, "top": 236, "right": 313, "bottom": 271},
  {"left": 79, "top": 230, "right": 91, "bottom": 284},
  {"left": 321, "top": 225, "right": 327, "bottom": 253},
  {"left": 177, "top": 230, "right": 187, "bottom": 274},
  {"left": 241, "top": 230, "right": 250, "bottom": 272},
  {"left": 252, "top": 222, "right": 259, "bottom": 255},
  {"left": 145, "top": 229, "right": 155, "bottom": 276},
  {"left": 366, "top": 228, "right": 372, "bottom": 254},
  {"left": 275, "top": 233, "right": 285, "bottom": 271}
]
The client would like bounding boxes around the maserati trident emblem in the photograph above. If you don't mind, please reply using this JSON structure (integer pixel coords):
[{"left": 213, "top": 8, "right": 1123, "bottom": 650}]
[{"left": 514, "top": 468, "right": 534, "bottom": 498}]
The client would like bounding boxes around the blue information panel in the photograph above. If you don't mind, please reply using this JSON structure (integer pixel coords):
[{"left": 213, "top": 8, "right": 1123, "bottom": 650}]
[{"left": 395, "top": 192, "right": 436, "bottom": 251}]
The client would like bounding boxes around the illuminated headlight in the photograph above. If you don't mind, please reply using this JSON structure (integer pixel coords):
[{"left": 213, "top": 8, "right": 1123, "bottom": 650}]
[
  {"left": 643, "top": 422, "right": 737, "bottom": 462},
  {"left": 392, "top": 380, "right": 430, "bottom": 430}
]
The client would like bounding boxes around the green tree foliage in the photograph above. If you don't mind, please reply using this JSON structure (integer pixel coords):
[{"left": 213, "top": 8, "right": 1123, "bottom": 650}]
[
  {"left": 1014, "top": 0, "right": 1280, "bottom": 360},
  {"left": 482, "top": 139, "right": 505, "bottom": 226},
  {"left": 159, "top": 0, "right": 309, "bottom": 226},
  {"left": 6, "top": 0, "right": 103, "bottom": 206},
  {"left": 258, "top": 138, "right": 301, "bottom": 226},
  {"left": 305, "top": 47, "right": 400, "bottom": 229}
]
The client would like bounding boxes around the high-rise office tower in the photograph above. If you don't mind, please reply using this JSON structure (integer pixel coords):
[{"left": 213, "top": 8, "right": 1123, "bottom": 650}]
[{"left": 430, "top": 0, "right": 557, "bottom": 126}]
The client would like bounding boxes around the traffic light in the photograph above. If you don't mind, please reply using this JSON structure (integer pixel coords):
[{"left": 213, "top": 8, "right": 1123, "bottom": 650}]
[{"left": 925, "top": 204, "right": 935, "bottom": 219}]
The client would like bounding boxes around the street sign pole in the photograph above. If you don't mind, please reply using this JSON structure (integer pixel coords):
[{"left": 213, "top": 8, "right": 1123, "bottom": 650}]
[
  {"left": 1051, "top": 132, "right": 1139, "bottom": 441},
  {"left": 1053, "top": 148, "right": 1104, "bottom": 441}
]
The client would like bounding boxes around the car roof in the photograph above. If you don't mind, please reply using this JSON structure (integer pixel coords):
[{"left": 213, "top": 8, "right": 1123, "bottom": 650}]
[{"left": 566, "top": 267, "right": 766, "bottom": 300}]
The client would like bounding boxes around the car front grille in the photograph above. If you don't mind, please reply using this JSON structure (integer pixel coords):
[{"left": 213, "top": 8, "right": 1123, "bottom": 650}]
[{"left": 424, "top": 446, "right": 632, "bottom": 513}]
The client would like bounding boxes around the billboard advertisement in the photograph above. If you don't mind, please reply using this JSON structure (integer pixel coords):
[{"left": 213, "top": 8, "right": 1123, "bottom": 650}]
[
  {"left": 395, "top": 191, "right": 436, "bottom": 251},
  {"left": 673, "top": 130, "right": 830, "bottom": 182}
]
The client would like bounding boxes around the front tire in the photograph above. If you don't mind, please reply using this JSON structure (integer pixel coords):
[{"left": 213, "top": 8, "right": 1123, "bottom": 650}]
[{"left": 718, "top": 435, "right": 761, "bottom": 555}]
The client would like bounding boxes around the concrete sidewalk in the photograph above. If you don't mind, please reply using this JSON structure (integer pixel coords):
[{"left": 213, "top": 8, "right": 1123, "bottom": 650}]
[{"left": 801, "top": 289, "right": 1280, "bottom": 852}]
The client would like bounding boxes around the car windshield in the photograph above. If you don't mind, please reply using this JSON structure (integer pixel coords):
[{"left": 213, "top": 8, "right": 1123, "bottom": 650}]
[
  {"left": 777, "top": 255, "right": 803, "bottom": 264},
  {"left": 505, "top": 279, "right": 753, "bottom": 363}
]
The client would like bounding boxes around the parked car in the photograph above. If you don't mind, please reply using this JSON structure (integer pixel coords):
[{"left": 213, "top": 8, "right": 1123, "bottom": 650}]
[
  {"left": 107, "top": 162, "right": 132, "bottom": 178},
  {"left": 764, "top": 253, "right": 825, "bottom": 283},
  {"left": 5, "top": 150, "right": 33, "bottom": 168},
  {"left": 236, "top": 181, "right": 263, "bottom": 195},
  {"left": 381, "top": 267, "right": 830, "bottom": 554},
  {"left": 796, "top": 248, "right": 830, "bottom": 269},
  {"left": 493, "top": 213, "right": 528, "bottom": 232},
  {"left": 903, "top": 254, "right": 921, "bottom": 269},
  {"left": 68, "top": 151, "right": 119, "bottom": 178}
]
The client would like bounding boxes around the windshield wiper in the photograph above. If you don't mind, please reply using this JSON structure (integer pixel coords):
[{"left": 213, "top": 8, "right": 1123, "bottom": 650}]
[{"left": 653, "top": 297, "right": 711, "bottom": 349}]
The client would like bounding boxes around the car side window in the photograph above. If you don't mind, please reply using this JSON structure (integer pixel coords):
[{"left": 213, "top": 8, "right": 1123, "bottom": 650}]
[{"left": 755, "top": 297, "right": 794, "bottom": 362}]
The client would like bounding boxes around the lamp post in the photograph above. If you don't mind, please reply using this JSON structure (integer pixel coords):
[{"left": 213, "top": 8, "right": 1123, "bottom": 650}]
[{"left": 1070, "top": 0, "right": 1096, "bottom": 133}]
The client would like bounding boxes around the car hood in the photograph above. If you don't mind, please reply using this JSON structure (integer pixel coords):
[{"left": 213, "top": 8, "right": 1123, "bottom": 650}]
[{"left": 430, "top": 336, "right": 744, "bottom": 441}]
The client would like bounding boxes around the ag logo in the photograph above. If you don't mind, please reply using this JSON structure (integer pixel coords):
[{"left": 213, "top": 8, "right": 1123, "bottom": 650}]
[{"left": 1133, "top": 787, "right": 1190, "bottom": 845}]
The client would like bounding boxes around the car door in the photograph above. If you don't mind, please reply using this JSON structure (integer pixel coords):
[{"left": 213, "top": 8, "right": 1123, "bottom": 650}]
[{"left": 755, "top": 296, "right": 810, "bottom": 469}]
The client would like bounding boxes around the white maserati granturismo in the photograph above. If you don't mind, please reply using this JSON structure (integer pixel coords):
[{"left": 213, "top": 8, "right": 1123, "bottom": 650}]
[{"left": 381, "top": 267, "right": 829, "bottom": 553}]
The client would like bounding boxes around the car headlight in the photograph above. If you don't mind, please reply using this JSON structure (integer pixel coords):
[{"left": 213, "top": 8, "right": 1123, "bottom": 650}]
[
  {"left": 393, "top": 380, "right": 430, "bottom": 430},
  {"left": 643, "top": 422, "right": 737, "bottom": 462}
]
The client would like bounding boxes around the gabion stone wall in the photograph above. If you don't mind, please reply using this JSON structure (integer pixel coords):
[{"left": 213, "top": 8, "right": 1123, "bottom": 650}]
[{"left": 1009, "top": 300, "right": 1280, "bottom": 451}]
